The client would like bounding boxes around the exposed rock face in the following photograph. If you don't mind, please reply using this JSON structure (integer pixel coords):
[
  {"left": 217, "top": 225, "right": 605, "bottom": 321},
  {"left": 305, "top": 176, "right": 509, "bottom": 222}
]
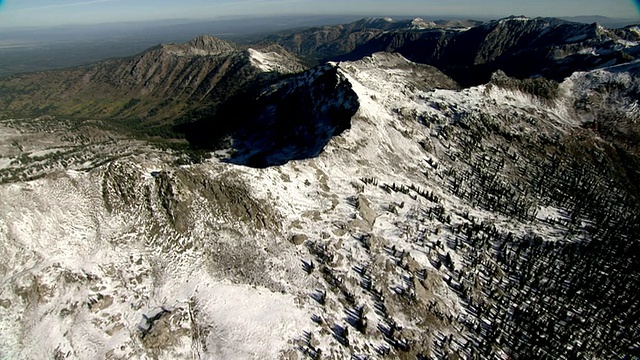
[
  {"left": 321, "top": 17, "right": 640, "bottom": 85},
  {"left": 246, "top": 45, "right": 308, "bottom": 74},
  {"left": 431, "top": 17, "right": 640, "bottom": 83},
  {"left": 356, "top": 194, "right": 377, "bottom": 226},
  {"left": 183, "top": 35, "right": 238, "bottom": 55},
  {"left": 101, "top": 162, "right": 280, "bottom": 235},
  {"left": 182, "top": 63, "right": 362, "bottom": 167},
  {"left": 262, "top": 17, "right": 481, "bottom": 61}
]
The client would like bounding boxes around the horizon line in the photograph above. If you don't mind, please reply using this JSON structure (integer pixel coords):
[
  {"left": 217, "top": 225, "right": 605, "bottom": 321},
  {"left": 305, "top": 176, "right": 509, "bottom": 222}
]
[{"left": 0, "top": 12, "right": 638, "bottom": 30}]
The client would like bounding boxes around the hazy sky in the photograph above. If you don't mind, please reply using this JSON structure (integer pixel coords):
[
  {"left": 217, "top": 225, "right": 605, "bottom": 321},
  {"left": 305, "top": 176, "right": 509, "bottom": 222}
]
[{"left": 0, "top": 0, "right": 639, "bottom": 28}]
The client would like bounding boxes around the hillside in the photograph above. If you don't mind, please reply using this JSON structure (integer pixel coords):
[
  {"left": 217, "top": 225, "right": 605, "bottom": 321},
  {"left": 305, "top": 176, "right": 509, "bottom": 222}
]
[{"left": 0, "top": 36, "right": 304, "bottom": 125}]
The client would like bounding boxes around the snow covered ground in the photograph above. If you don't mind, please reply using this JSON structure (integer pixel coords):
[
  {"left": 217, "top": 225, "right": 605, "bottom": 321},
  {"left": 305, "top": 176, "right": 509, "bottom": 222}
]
[
  {"left": 248, "top": 48, "right": 305, "bottom": 74},
  {"left": 1, "top": 53, "right": 638, "bottom": 358}
]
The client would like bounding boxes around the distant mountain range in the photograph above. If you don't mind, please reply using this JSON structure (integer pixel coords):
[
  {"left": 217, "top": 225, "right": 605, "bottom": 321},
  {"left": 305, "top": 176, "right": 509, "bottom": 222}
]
[
  {"left": 264, "top": 16, "right": 640, "bottom": 85},
  {"left": 560, "top": 15, "right": 640, "bottom": 28},
  {"left": 0, "top": 15, "right": 637, "bottom": 127}
]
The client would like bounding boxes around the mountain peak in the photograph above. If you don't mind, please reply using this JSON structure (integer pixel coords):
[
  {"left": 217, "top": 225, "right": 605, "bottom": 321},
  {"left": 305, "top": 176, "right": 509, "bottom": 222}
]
[
  {"left": 504, "top": 15, "right": 530, "bottom": 20},
  {"left": 351, "top": 17, "right": 400, "bottom": 29},
  {"left": 151, "top": 35, "right": 238, "bottom": 57},
  {"left": 410, "top": 17, "right": 436, "bottom": 29},
  {"left": 500, "top": 15, "right": 571, "bottom": 26},
  {"left": 185, "top": 35, "right": 237, "bottom": 54}
]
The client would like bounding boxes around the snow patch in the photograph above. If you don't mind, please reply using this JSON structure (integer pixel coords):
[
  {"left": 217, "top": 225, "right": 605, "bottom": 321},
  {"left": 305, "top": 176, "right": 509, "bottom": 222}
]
[
  {"left": 247, "top": 48, "right": 296, "bottom": 73},
  {"left": 578, "top": 47, "right": 597, "bottom": 55},
  {"left": 500, "top": 16, "right": 530, "bottom": 23},
  {"left": 617, "top": 39, "right": 639, "bottom": 47},
  {"left": 0, "top": 158, "right": 12, "bottom": 169}
]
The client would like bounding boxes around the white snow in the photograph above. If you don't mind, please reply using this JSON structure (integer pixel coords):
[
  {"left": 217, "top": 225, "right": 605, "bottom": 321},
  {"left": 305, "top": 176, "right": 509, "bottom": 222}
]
[
  {"left": 0, "top": 171, "right": 310, "bottom": 359},
  {"left": 500, "top": 17, "right": 530, "bottom": 23},
  {"left": 1, "top": 52, "right": 638, "bottom": 358},
  {"left": 617, "top": 39, "right": 639, "bottom": 47},
  {"left": 578, "top": 47, "right": 598, "bottom": 55},
  {"left": 0, "top": 158, "right": 12, "bottom": 169},
  {"left": 247, "top": 48, "right": 296, "bottom": 73},
  {"left": 410, "top": 17, "right": 436, "bottom": 29}
]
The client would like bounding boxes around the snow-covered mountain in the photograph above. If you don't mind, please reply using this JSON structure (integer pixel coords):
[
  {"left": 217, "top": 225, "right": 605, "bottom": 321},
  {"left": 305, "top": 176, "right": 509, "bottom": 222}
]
[
  {"left": 332, "top": 16, "right": 640, "bottom": 86},
  {"left": 1, "top": 16, "right": 637, "bottom": 125},
  {"left": 259, "top": 17, "right": 483, "bottom": 61},
  {"left": 1, "top": 50, "right": 638, "bottom": 359}
]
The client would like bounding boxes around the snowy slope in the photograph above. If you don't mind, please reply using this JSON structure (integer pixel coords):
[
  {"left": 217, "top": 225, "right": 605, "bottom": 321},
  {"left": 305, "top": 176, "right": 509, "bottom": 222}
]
[
  {"left": 247, "top": 48, "right": 306, "bottom": 74},
  {"left": 0, "top": 156, "right": 313, "bottom": 359},
  {"left": 1, "top": 54, "right": 639, "bottom": 359}
]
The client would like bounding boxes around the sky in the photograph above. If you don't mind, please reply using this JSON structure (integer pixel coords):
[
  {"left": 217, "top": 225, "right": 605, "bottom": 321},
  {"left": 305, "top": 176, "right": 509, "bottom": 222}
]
[{"left": 0, "top": 0, "right": 639, "bottom": 28}]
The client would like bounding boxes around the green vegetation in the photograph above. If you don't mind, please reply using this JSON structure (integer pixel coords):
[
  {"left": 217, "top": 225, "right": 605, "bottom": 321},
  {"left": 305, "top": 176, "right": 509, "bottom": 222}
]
[
  {"left": 102, "top": 118, "right": 183, "bottom": 140},
  {"left": 122, "top": 98, "right": 142, "bottom": 111}
]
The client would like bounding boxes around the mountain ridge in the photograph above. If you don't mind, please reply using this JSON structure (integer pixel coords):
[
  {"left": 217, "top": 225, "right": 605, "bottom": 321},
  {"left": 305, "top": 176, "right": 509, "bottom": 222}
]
[
  {"left": 3, "top": 15, "right": 637, "bottom": 126},
  {"left": 331, "top": 16, "right": 640, "bottom": 85},
  {"left": 0, "top": 15, "right": 638, "bottom": 126},
  {"left": 0, "top": 36, "right": 305, "bottom": 128}
]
